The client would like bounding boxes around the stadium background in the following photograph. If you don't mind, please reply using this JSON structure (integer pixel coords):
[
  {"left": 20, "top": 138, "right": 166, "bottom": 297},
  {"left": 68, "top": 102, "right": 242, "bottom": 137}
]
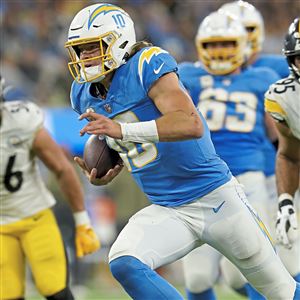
[{"left": 1, "top": 0, "right": 298, "bottom": 299}]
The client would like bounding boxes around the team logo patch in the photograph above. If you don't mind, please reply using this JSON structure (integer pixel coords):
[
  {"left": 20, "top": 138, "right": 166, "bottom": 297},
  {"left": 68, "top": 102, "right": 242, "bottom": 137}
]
[
  {"left": 88, "top": 4, "right": 127, "bottom": 29},
  {"left": 8, "top": 135, "right": 22, "bottom": 146},
  {"left": 86, "top": 107, "right": 95, "bottom": 113},
  {"left": 104, "top": 104, "right": 112, "bottom": 113}
]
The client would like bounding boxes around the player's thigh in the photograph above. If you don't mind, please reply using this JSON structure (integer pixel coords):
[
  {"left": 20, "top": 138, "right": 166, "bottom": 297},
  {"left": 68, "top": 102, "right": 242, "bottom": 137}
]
[
  {"left": 0, "top": 232, "right": 25, "bottom": 299},
  {"left": 109, "top": 204, "right": 201, "bottom": 269},
  {"left": 202, "top": 178, "right": 274, "bottom": 267},
  {"left": 183, "top": 244, "right": 222, "bottom": 292},
  {"left": 237, "top": 171, "right": 270, "bottom": 228},
  {"left": 21, "top": 209, "right": 68, "bottom": 296},
  {"left": 220, "top": 256, "right": 247, "bottom": 289}
]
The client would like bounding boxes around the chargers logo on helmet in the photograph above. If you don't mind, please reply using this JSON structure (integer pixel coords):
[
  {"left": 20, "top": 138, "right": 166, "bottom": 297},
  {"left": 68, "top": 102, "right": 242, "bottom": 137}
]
[{"left": 88, "top": 4, "right": 128, "bottom": 29}]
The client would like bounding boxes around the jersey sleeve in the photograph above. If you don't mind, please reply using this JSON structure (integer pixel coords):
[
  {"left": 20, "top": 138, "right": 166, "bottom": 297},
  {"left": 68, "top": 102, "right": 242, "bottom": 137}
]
[
  {"left": 266, "top": 55, "right": 289, "bottom": 79},
  {"left": 24, "top": 102, "right": 44, "bottom": 146},
  {"left": 178, "top": 62, "right": 193, "bottom": 92},
  {"left": 252, "top": 67, "right": 280, "bottom": 89},
  {"left": 264, "top": 82, "right": 287, "bottom": 122},
  {"left": 7, "top": 101, "right": 44, "bottom": 146},
  {"left": 137, "top": 47, "right": 178, "bottom": 93},
  {"left": 70, "top": 81, "right": 82, "bottom": 115}
]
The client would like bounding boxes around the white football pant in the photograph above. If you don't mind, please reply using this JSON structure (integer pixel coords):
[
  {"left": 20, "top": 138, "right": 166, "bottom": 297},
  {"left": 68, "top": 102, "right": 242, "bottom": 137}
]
[{"left": 109, "top": 177, "right": 296, "bottom": 299}]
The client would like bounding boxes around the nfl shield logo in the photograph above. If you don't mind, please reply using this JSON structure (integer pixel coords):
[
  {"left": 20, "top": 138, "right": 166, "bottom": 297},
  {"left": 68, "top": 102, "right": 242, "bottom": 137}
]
[
  {"left": 86, "top": 107, "right": 95, "bottom": 113},
  {"left": 104, "top": 104, "right": 112, "bottom": 113}
]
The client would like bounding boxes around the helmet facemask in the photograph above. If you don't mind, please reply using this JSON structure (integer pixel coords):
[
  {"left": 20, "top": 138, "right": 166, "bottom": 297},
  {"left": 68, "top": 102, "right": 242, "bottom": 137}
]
[
  {"left": 245, "top": 23, "right": 263, "bottom": 57},
  {"left": 196, "top": 37, "right": 245, "bottom": 75},
  {"left": 65, "top": 31, "right": 120, "bottom": 83}
]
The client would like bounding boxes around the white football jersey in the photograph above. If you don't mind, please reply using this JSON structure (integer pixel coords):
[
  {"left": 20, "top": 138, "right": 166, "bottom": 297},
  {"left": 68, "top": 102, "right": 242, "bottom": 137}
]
[
  {"left": 0, "top": 101, "right": 55, "bottom": 224},
  {"left": 265, "top": 75, "right": 300, "bottom": 140}
]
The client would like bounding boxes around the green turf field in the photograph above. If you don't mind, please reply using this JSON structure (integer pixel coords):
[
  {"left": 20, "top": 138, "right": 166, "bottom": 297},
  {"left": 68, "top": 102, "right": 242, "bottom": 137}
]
[
  {"left": 25, "top": 261, "right": 245, "bottom": 300},
  {"left": 27, "top": 284, "right": 245, "bottom": 300}
]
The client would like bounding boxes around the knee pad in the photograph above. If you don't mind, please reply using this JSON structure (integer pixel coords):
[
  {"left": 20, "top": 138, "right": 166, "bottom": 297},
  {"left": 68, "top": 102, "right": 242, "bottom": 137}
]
[{"left": 46, "top": 287, "right": 74, "bottom": 300}]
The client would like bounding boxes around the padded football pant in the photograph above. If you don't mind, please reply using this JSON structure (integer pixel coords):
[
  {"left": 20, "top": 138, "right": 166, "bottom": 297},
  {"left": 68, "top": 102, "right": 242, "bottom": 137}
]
[
  {"left": 265, "top": 176, "right": 300, "bottom": 277},
  {"left": 109, "top": 177, "right": 296, "bottom": 299},
  {"left": 222, "top": 175, "right": 300, "bottom": 291},
  {"left": 0, "top": 208, "right": 70, "bottom": 299}
]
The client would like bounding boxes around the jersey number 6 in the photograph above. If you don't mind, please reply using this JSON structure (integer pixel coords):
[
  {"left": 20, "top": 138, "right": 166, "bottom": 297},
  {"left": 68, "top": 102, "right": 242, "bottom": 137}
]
[{"left": 4, "top": 155, "right": 23, "bottom": 193}]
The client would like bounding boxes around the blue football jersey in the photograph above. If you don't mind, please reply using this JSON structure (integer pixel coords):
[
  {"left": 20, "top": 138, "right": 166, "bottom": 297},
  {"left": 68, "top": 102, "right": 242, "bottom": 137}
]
[
  {"left": 252, "top": 54, "right": 289, "bottom": 79},
  {"left": 71, "top": 47, "right": 231, "bottom": 206},
  {"left": 261, "top": 139, "right": 276, "bottom": 177},
  {"left": 252, "top": 54, "right": 289, "bottom": 177},
  {"left": 178, "top": 62, "right": 279, "bottom": 176}
]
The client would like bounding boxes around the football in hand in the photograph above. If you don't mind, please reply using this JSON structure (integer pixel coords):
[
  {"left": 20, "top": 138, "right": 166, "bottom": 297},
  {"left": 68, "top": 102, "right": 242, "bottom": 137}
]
[{"left": 83, "top": 135, "right": 121, "bottom": 178}]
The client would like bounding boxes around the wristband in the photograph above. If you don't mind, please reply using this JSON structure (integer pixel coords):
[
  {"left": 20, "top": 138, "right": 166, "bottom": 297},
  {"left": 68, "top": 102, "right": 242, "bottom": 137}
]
[
  {"left": 278, "top": 193, "right": 293, "bottom": 203},
  {"left": 120, "top": 120, "right": 159, "bottom": 143},
  {"left": 73, "top": 211, "right": 91, "bottom": 226}
]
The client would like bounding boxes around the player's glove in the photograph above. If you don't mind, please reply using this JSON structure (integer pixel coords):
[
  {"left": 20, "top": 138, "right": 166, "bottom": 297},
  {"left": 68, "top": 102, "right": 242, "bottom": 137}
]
[
  {"left": 276, "top": 193, "right": 298, "bottom": 249},
  {"left": 74, "top": 211, "right": 100, "bottom": 257}
]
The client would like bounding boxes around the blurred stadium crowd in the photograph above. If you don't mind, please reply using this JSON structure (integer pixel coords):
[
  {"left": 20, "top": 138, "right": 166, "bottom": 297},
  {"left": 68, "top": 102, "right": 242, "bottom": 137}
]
[
  {"left": 1, "top": 0, "right": 299, "bottom": 107},
  {"left": 1, "top": 0, "right": 299, "bottom": 298}
]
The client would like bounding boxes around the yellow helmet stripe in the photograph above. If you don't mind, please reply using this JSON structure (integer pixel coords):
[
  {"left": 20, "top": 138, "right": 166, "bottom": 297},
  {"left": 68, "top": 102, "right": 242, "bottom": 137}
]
[{"left": 265, "top": 98, "right": 287, "bottom": 116}]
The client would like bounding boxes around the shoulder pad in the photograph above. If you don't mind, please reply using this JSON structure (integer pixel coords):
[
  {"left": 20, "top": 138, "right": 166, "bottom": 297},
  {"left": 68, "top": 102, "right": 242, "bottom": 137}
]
[{"left": 5, "top": 101, "right": 44, "bottom": 133}]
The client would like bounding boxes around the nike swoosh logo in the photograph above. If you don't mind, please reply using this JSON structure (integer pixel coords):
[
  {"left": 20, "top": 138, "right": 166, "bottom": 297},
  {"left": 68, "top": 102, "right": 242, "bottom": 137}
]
[
  {"left": 154, "top": 63, "right": 165, "bottom": 74},
  {"left": 33, "top": 215, "right": 42, "bottom": 221},
  {"left": 213, "top": 201, "right": 225, "bottom": 213}
]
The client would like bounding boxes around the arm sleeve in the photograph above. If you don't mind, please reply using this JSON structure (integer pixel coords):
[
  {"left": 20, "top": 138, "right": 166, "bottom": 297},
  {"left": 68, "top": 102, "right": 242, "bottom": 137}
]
[
  {"left": 19, "top": 101, "right": 44, "bottom": 147},
  {"left": 264, "top": 84, "right": 287, "bottom": 122}
]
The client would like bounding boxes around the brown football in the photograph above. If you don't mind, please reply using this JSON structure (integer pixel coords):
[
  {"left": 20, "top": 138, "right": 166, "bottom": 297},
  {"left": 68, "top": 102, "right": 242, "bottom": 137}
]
[{"left": 83, "top": 135, "right": 120, "bottom": 178}]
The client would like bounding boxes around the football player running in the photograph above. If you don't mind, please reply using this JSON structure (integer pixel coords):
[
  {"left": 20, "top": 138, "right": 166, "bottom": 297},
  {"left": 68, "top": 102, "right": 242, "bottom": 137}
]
[
  {"left": 65, "top": 3, "right": 300, "bottom": 299},
  {"left": 220, "top": 1, "right": 300, "bottom": 297},
  {"left": 178, "top": 10, "right": 291, "bottom": 300},
  {"left": 265, "top": 16, "right": 300, "bottom": 260},
  {"left": 0, "top": 77, "right": 100, "bottom": 300}
]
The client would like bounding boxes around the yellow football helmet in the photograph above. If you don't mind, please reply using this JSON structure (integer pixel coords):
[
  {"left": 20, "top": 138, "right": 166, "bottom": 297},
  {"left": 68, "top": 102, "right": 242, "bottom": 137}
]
[{"left": 195, "top": 11, "right": 247, "bottom": 75}]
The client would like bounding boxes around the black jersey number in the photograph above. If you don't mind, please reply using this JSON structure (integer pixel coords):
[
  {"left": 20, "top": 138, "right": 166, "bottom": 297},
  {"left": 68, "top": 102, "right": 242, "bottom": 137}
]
[
  {"left": 4, "top": 155, "right": 23, "bottom": 192},
  {"left": 274, "top": 78, "right": 296, "bottom": 94}
]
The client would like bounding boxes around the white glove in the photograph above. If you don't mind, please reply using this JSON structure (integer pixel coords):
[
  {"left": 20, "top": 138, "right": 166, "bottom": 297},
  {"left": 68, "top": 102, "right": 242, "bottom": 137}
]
[{"left": 276, "top": 194, "right": 298, "bottom": 249}]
